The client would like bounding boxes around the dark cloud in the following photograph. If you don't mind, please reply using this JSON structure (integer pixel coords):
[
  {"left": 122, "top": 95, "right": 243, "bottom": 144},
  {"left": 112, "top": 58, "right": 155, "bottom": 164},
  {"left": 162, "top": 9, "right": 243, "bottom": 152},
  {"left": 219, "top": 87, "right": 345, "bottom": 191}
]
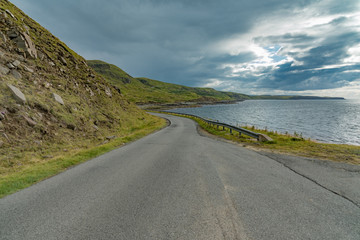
[{"left": 10, "top": 0, "right": 360, "bottom": 96}]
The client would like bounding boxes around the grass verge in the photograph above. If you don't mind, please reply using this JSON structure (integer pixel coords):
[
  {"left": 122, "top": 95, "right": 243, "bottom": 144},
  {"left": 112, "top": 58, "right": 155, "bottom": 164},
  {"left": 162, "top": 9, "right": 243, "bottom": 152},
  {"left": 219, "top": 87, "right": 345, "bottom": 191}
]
[
  {"left": 0, "top": 117, "right": 166, "bottom": 198},
  {"left": 161, "top": 112, "right": 360, "bottom": 165}
]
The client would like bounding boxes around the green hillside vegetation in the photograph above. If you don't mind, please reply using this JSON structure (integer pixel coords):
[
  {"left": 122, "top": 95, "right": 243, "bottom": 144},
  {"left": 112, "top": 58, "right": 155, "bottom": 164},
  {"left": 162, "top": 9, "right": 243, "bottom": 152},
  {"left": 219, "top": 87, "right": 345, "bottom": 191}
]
[
  {"left": 0, "top": 1, "right": 165, "bottom": 197},
  {"left": 87, "top": 60, "right": 250, "bottom": 105}
]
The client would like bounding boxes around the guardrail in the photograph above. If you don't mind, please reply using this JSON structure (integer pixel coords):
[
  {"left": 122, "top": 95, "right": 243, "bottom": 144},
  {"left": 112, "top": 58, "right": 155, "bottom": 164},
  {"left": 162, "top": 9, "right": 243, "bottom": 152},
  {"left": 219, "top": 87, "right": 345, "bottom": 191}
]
[{"left": 157, "top": 111, "right": 272, "bottom": 142}]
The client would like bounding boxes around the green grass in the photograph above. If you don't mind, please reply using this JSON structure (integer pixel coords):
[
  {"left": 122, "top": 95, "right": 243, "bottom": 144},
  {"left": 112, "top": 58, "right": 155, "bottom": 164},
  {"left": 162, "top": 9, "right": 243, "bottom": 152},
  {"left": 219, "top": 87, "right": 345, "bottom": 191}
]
[
  {"left": 0, "top": 117, "right": 166, "bottom": 198},
  {"left": 87, "top": 60, "right": 250, "bottom": 104},
  {"left": 162, "top": 112, "right": 360, "bottom": 165}
]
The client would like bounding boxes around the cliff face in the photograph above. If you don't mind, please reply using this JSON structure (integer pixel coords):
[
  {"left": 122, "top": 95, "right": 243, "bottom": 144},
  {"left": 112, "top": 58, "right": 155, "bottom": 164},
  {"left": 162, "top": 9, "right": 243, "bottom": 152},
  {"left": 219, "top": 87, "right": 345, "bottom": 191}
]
[{"left": 0, "top": 1, "right": 154, "bottom": 170}]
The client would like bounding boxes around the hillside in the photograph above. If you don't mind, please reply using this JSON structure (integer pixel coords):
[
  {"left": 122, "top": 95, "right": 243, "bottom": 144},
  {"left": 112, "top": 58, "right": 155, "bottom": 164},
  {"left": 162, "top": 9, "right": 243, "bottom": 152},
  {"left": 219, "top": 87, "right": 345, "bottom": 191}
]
[
  {"left": 0, "top": 0, "right": 164, "bottom": 193},
  {"left": 250, "top": 95, "right": 345, "bottom": 100},
  {"left": 88, "top": 60, "right": 344, "bottom": 107},
  {"left": 87, "top": 60, "right": 249, "bottom": 106}
]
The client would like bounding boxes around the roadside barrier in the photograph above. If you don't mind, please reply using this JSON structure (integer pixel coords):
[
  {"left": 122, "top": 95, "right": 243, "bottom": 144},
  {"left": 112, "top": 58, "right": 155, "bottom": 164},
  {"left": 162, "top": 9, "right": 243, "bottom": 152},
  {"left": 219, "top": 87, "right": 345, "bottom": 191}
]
[{"left": 158, "top": 111, "right": 272, "bottom": 142}]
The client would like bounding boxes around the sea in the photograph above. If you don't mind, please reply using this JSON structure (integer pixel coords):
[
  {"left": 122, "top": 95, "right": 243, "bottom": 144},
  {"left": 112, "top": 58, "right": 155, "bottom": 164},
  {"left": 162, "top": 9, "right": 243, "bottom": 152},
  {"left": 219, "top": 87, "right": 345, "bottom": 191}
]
[{"left": 168, "top": 99, "right": 360, "bottom": 146}]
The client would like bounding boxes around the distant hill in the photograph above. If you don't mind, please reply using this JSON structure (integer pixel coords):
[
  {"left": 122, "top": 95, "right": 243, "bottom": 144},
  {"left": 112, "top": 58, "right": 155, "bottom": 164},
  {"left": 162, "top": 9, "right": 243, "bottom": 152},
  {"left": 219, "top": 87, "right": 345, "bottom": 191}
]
[
  {"left": 250, "top": 95, "right": 345, "bottom": 100},
  {"left": 88, "top": 60, "right": 344, "bottom": 105},
  {"left": 87, "top": 60, "right": 250, "bottom": 106}
]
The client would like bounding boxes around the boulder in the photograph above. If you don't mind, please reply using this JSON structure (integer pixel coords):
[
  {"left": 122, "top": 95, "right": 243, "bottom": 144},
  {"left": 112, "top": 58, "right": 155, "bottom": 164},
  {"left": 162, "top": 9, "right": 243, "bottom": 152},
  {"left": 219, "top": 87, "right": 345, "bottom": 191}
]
[
  {"left": 258, "top": 134, "right": 273, "bottom": 142},
  {"left": 7, "top": 84, "right": 26, "bottom": 103},
  {"left": 60, "top": 57, "right": 67, "bottom": 65},
  {"left": 7, "top": 63, "right": 15, "bottom": 69},
  {"left": 11, "top": 70, "right": 22, "bottom": 79},
  {"left": 49, "top": 61, "right": 55, "bottom": 67},
  {"left": 12, "top": 60, "right": 20, "bottom": 67},
  {"left": 9, "top": 30, "right": 37, "bottom": 59},
  {"left": 105, "top": 87, "right": 112, "bottom": 97},
  {"left": 38, "top": 51, "right": 45, "bottom": 61},
  {"left": 52, "top": 93, "right": 64, "bottom": 105},
  {"left": 23, "top": 65, "right": 34, "bottom": 73},
  {"left": 23, "top": 116, "right": 37, "bottom": 127},
  {"left": 0, "top": 64, "right": 10, "bottom": 75},
  {"left": 5, "top": 10, "right": 15, "bottom": 19},
  {"left": 7, "top": 29, "right": 18, "bottom": 39}
]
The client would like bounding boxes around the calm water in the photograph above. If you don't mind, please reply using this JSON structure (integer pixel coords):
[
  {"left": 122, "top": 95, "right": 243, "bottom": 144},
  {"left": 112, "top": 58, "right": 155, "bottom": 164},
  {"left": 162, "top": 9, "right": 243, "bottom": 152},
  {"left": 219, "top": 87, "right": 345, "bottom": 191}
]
[{"left": 169, "top": 100, "right": 360, "bottom": 146}]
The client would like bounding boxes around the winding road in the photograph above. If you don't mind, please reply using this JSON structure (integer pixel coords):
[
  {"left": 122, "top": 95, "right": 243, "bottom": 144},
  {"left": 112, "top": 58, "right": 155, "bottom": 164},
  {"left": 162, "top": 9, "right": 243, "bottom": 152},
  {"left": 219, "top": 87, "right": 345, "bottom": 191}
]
[{"left": 1, "top": 113, "right": 359, "bottom": 240}]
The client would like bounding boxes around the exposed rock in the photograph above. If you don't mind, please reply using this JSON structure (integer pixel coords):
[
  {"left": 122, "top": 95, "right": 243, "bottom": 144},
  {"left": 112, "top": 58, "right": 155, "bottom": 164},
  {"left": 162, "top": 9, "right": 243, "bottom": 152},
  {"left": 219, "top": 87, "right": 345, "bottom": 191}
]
[
  {"left": 0, "top": 64, "right": 10, "bottom": 75},
  {"left": 11, "top": 70, "right": 22, "bottom": 79},
  {"left": 49, "top": 61, "right": 55, "bottom": 67},
  {"left": 7, "top": 84, "right": 26, "bottom": 103},
  {"left": 5, "top": 10, "right": 15, "bottom": 19},
  {"left": 86, "top": 87, "right": 94, "bottom": 97},
  {"left": 7, "top": 62, "right": 15, "bottom": 69},
  {"left": 38, "top": 51, "right": 45, "bottom": 61},
  {"left": 12, "top": 60, "right": 20, "bottom": 67},
  {"left": 23, "top": 65, "right": 34, "bottom": 73},
  {"left": 23, "top": 115, "right": 37, "bottom": 127},
  {"left": 7, "top": 29, "right": 18, "bottom": 39},
  {"left": 258, "top": 134, "right": 273, "bottom": 142},
  {"left": 0, "top": 50, "right": 5, "bottom": 57},
  {"left": 93, "top": 124, "right": 99, "bottom": 131},
  {"left": 105, "top": 87, "right": 112, "bottom": 97},
  {"left": 0, "top": 31, "right": 6, "bottom": 42},
  {"left": 2, "top": 133, "right": 10, "bottom": 142},
  {"left": 60, "top": 57, "right": 67, "bottom": 65},
  {"left": 106, "top": 135, "right": 116, "bottom": 140},
  {"left": 9, "top": 30, "right": 37, "bottom": 58},
  {"left": 52, "top": 93, "right": 64, "bottom": 105}
]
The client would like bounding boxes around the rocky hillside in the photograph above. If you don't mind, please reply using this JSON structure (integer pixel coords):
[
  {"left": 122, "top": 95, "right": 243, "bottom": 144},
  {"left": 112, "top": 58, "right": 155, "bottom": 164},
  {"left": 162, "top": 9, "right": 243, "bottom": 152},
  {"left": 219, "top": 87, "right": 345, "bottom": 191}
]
[
  {"left": 87, "top": 60, "right": 250, "bottom": 107},
  {"left": 0, "top": 1, "right": 159, "bottom": 172}
]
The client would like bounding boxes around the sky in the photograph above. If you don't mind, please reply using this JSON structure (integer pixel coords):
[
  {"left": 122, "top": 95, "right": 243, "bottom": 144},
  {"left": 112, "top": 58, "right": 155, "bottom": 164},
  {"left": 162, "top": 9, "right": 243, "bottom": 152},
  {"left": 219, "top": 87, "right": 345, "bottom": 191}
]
[{"left": 10, "top": 0, "right": 360, "bottom": 98}]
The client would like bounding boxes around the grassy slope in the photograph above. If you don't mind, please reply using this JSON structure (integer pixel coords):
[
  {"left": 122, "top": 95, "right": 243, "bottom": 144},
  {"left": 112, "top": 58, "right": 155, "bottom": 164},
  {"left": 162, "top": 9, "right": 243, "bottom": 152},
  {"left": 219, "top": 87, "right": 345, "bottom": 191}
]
[
  {"left": 0, "top": 1, "right": 165, "bottom": 197},
  {"left": 87, "top": 60, "right": 250, "bottom": 104}
]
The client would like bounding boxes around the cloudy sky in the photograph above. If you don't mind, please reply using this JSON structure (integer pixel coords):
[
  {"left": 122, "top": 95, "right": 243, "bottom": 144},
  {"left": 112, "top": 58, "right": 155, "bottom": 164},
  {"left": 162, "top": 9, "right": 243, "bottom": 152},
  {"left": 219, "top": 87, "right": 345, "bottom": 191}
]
[{"left": 11, "top": 0, "right": 360, "bottom": 98}]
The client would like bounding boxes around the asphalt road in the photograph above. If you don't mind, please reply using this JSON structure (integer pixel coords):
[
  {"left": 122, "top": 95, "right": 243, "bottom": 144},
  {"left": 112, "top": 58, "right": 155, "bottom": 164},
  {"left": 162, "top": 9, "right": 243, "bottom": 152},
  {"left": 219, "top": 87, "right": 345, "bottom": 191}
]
[{"left": 1, "top": 113, "right": 359, "bottom": 240}]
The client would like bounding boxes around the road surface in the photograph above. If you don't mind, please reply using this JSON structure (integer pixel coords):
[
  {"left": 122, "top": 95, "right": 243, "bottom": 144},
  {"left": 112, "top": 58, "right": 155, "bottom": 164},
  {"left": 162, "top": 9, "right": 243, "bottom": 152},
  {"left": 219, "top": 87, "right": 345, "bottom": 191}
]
[{"left": 1, "top": 113, "right": 359, "bottom": 239}]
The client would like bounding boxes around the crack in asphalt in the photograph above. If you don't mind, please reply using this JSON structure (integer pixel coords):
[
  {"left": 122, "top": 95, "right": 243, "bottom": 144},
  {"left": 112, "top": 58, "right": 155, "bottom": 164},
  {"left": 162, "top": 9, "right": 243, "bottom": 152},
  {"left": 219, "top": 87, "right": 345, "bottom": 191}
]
[{"left": 261, "top": 153, "right": 360, "bottom": 209}]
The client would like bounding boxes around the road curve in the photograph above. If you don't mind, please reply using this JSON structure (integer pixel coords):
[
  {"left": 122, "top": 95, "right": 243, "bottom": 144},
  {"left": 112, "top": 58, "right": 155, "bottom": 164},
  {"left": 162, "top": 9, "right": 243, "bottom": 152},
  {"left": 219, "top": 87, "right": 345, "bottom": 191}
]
[{"left": 1, "top": 113, "right": 359, "bottom": 240}]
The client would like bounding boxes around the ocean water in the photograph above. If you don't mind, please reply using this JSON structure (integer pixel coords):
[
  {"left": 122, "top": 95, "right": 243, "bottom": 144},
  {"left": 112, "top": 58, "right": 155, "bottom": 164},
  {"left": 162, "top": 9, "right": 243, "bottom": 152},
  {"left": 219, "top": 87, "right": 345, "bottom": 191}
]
[{"left": 168, "top": 100, "right": 360, "bottom": 146}]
